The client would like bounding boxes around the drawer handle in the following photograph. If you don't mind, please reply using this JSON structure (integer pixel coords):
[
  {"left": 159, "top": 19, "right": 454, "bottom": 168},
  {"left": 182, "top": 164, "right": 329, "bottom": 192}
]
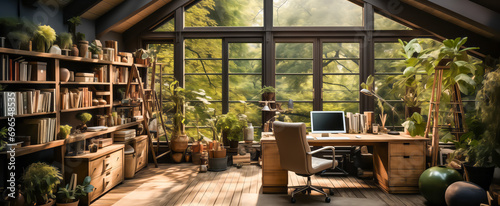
[
  {"left": 106, "top": 171, "right": 111, "bottom": 176},
  {"left": 403, "top": 143, "right": 410, "bottom": 145},
  {"left": 403, "top": 156, "right": 410, "bottom": 158}
]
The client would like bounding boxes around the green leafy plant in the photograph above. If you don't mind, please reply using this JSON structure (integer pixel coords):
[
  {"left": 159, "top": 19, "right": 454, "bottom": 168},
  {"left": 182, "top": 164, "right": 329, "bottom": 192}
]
[
  {"left": 89, "top": 42, "right": 101, "bottom": 54},
  {"left": 59, "top": 125, "right": 72, "bottom": 139},
  {"left": 164, "top": 80, "right": 187, "bottom": 137},
  {"left": 57, "top": 175, "right": 94, "bottom": 204},
  {"left": 216, "top": 112, "right": 247, "bottom": 141},
  {"left": 33, "top": 25, "right": 56, "bottom": 52},
  {"left": 402, "top": 112, "right": 426, "bottom": 137},
  {"left": 0, "top": 127, "right": 7, "bottom": 150},
  {"left": 76, "top": 32, "right": 85, "bottom": 41},
  {"left": 0, "top": 18, "right": 37, "bottom": 49},
  {"left": 57, "top": 32, "right": 73, "bottom": 50},
  {"left": 76, "top": 113, "right": 92, "bottom": 124},
  {"left": 259, "top": 85, "right": 275, "bottom": 94},
  {"left": 22, "top": 162, "right": 62, "bottom": 205}
]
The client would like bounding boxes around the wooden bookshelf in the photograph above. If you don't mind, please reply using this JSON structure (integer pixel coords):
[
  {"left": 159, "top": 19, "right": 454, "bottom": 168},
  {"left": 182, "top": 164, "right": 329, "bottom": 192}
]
[
  {"left": 0, "top": 111, "right": 56, "bottom": 120},
  {"left": 0, "top": 139, "right": 65, "bottom": 156},
  {"left": 60, "top": 105, "right": 112, "bottom": 113},
  {"left": 80, "top": 119, "right": 143, "bottom": 140},
  {"left": 0, "top": 81, "right": 57, "bottom": 84},
  {"left": 60, "top": 82, "right": 111, "bottom": 85}
]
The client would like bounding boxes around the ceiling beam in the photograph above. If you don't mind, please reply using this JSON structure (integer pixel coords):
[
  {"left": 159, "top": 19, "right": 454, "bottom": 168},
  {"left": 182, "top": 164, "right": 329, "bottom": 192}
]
[
  {"left": 63, "top": 0, "right": 102, "bottom": 22},
  {"left": 95, "top": 0, "right": 154, "bottom": 36}
]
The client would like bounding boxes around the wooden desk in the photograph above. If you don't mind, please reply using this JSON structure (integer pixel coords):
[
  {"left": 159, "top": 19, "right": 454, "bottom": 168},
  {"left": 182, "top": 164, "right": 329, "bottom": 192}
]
[{"left": 261, "top": 133, "right": 429, "bottom": 194}]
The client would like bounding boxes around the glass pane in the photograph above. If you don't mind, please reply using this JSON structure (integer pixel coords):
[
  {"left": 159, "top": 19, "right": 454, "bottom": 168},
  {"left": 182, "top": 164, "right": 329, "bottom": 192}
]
[
  {"left": 374, "top": 101, "right": 405, "bottom": 128},
  {"left": 229, "top": 75, "right": 261, "bottom": 101},
  {"left": 276, "top": 60, "right": 313, "bottom": 74},
  {"left": 273, "top": 0, "right": 363, "bottom": 27},
  {"left": 185, "top": 39, "right": 222, "bottom": 59},
  {"left": 185, "top": 127, "right": 215, "bottom": 140},
  {"left": 229, "top": 102, "right": 262, "bottom": 126},
  {"left": 281, "top": 102, "right": 313, "bottom": 127},
  {"left": 185, "top": 0, "right": 263, "bottom": 27},
  {"left": 185, "top": 75, "right": 222, "bottom": 100},
  {"left": 153, "top": 17, "right": 175, "bottom": 32},
  {"left": 185, "top": 60, "right": 222, "bottom": 73},
  {"left": 229, "top": 43, "right": 262, "bottom": 59},
  {"left": 276, "top": 75, "right": 313, "bottom": 101},
  {"left": 229, "top": 60, "right": 262, "bottom": 73},
  {"left": 323, "top": 103, "right": 359, "bottom": 113},
  {"left": 323, "top": 43, "right": 359, "bottom": 58},
  {"left": 374, "top": 75, "right": 399, "bottom": 100},
  {"left": 375, "top": 60, "right": 404, "bottom": 73},
  {"left": 323, "top": 75, "right": 359, "bottom": 101},
  {"left": 374, "top": 13, "right": 411, "bottom": 30},
  {"left": 185, "top": 101, "right": 222, "bottom": 126},
  {"left": 148, "top": 44, "right": 174, "bottom": 74},
  {"left": 276, "top": 43, "right": 313, "bottom": 58},
  {"left": 323, "top": 60, "right": 359, "bottom": 73},
  {"left": 374, "top": 42, "right": 402, "bottom": 59}
]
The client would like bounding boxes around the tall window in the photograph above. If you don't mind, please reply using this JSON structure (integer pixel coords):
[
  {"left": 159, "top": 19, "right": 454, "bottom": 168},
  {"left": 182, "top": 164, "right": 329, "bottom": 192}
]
[
  {"left": 322, "top": 42, "right": 360, "bottom": 113},
  {"left": 185, "top": 0, "right": 263, "bottom": 27}
]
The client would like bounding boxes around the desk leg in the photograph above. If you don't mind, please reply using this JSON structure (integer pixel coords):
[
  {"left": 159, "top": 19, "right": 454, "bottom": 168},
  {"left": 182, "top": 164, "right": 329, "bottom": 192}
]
[{"left": 373, "top": 143, "right": 390, "bottom": 192}]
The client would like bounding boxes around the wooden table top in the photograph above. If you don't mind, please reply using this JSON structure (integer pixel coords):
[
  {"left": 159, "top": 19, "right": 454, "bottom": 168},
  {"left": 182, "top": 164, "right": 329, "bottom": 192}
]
[{"left": 261, "top": 132, "right": 429, "bottom": 145}]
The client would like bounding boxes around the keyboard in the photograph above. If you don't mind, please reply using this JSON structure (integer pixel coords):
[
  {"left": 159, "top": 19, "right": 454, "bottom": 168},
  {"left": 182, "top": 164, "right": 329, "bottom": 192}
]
[{"left": 315, "top": 136, "right": 350, "bottom": 140}]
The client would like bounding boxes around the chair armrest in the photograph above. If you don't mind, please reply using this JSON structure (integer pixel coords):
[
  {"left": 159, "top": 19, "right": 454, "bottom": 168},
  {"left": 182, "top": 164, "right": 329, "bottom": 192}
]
[{"left": 307, "top": 146, "right": 335, "bottom": 156}]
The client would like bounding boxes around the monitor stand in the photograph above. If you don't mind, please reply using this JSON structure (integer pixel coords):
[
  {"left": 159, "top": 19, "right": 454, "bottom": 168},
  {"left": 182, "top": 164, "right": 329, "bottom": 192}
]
[{"left": 321, "top": 133, "right": 330, "bottom": 137}]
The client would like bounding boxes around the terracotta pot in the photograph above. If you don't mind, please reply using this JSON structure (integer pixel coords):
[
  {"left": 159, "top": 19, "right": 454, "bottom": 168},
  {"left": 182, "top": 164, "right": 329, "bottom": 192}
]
[
  {"left": 192, "top": 143, "right": 204, "bottom": 153},
  {"left": 171, "top": 135, "right": 189, "bottom": 153},
  {"left": 262, "top": 92, "right": 275, "bottom": 101},
  {"left": 78, "top": 41, "right": 89, "bottom": 58},
  {"left": 56, "top": 200, "right": 79, "bottom": 206},
  {"left": 209, "top": 149, "right": 226, "bottom": 158},
  {"left": 70, "top": 44, "right": 79, "bottom": 57},
  {"left": 172, "top": 153, "right": 183, "bottom": 163},
  {"left": 60, "top": 68, "right": 70, "bottom": 82}
]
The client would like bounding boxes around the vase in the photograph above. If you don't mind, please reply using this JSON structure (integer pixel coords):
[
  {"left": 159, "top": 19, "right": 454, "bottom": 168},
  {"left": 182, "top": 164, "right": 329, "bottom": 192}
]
[
  {"left": 171, "top": 135, "right": 189, "bottom": 153},
  {"left": 70, "top": 44, "right": 79, "bottom": 57},
  {"left": 445, "top": 181, "right": 487, "bottom": 206},
  {"left": 49, "top": 44, "right": 61, "bottom": 55},
  {"left": 419, "top": 166, "right": 463, "bottom": 205},
  {"left": 60, "top": 68, "right": 70, "bottom": 82},
  {"left": 56, "top": 200, "right": 79, "bottom": 206},
  {"left": 244, "top": 123, "right": 254, "bottom": 142},
  {"left": 463, "top": 163, "right": 495, "bottom": 191},
  {"left": 78, "top": 41, "right": 88, "bottom": 58}
]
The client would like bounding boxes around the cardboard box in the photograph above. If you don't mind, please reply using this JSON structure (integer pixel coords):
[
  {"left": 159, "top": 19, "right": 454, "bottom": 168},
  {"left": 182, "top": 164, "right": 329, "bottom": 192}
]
[{"left": 29, "top": 61, "right": 47, "bottom": 81}]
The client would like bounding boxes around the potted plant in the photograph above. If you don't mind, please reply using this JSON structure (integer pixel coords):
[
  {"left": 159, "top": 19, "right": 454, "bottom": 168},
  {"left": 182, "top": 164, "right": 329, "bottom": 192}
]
[
  {"left": 88, "top": 42, "right": 101, "bottom": 59},
  {"left": 76, "top": 32, "right": 88, "bottom": 58},
  {"left": 401, "top": 112, "right": 426, "bottom": 137},
  {"left": 21, "top": 162, "right": 62, "bottom": 206},
  {"left": 260, "top": 85, "right": 275, "bottom": 101},
  {"left": 59, "top": 125, "right": 72, "bottom": 139},
  {"left": 216, "top": 112, "right": 247, "bottom": 149},
  {"left": 67, "top": 16, "right": 80, "bottom": 42},
  {"left": 57, "top": 32, "right": 72, "bottom": 55},
  {"left": 76, "top": 112, "right": 92, "bottom": 132},
  {"left": 165, "top": 80, "right": 190, "bottom": 155},
  {"left": 133, "top": 48, "right": 151, "bottom": 65},
  {"left": 0, "top": 18, "right": 36, "bottom": 50},
  {"left": 32, "top": 25, "right": 56, "bottom": 53},
  {"left": 56, "top": 174, "right": 93, "bottom": 206}
]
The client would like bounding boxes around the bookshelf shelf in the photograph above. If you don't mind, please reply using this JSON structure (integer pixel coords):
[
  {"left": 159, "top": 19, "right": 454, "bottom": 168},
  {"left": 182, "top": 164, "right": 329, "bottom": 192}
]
[
  {"left": 0, "top": 139, "right": 65, "bottom": 156},
  {"left": 0, "top": 112, "right": 56, "bottom": 120},
  {"left": 0, "top": 81, "right": 57, "bottom": 84},
  {"left": 79, "top": 119, "right": 143, "bottom": 140},
  {"left": 113, "top": 82, "right": 139, "bottom": 85},
  {"left": 60, "top": 105, "right": 112, "bottom": 113},
  {"left": 60, "top": 82, "right": 111, "bottom": 85}
]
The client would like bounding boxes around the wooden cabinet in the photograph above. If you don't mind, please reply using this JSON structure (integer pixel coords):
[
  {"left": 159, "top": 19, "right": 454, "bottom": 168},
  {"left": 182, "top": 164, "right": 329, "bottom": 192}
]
[
  {"left": 385, "top": 141, "right": 426, "bottom": 193},
  {"left": 65, "top": 144, "right": 125, "bottom": 205},
  {"left": 261, "top": 137, "right": 288, "bottom": 194},
  {"left": 115, "top": 135, "right": 148, "bottom": 173}
]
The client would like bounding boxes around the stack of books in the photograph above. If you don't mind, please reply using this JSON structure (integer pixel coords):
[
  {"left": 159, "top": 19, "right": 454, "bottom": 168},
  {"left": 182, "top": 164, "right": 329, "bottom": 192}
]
[
  {"left": 346, "top": 112, "right": 367, "bottom": 134},
  {"left": 20, "top": 117, "right": 57, "bottom": 144},
  {"left": 93, "top": 66, "right": 108, "bottom": 82},
  {"left": 0, "top": 89, "right": 55, "bottom": 117},
  {"left": 1, "top": 55, "right": 47, "bottom": 81},
  {"left": 114, "top": 129, "right": 136, "bottom": 142},
  {"left": 112, "top": 67, "right": 129, "bottom": 83},
  {"left": 60, "top": 87, "right": 93, "bottom": 110}
]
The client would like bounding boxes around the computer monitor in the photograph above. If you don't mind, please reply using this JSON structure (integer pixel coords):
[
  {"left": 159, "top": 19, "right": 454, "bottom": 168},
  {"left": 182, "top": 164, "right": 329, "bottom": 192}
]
[{"left": 310, "top": 111, "right": 346, "bottom": 134}]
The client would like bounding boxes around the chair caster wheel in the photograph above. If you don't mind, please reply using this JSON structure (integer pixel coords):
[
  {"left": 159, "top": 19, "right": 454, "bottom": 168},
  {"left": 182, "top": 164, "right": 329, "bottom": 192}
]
[
  {"left": 291, "top": 197, "right": 296, "bottom": 203},
  {"left": 325, "top": 197, "right": 331, "bottom": 203},
  {"left": 329, "top": 189, "right": 334, "bottom": 195}
]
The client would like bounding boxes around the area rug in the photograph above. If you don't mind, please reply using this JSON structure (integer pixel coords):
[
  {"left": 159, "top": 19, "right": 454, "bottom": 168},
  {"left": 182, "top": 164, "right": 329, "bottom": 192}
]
[{"left": 240, "top": 193, "right": 388, "bottom": 206}]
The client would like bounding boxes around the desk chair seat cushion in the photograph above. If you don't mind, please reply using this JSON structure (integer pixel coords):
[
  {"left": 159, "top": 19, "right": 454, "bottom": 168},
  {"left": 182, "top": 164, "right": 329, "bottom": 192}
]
[{"left": 311, "top": 157, "right": 337, "bottom": 174}]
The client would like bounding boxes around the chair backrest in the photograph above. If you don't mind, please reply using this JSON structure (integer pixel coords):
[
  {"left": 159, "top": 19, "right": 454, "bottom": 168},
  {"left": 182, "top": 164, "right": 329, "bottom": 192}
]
[{"left": 273, "top": 121, "right": 312, "bottom": 175}]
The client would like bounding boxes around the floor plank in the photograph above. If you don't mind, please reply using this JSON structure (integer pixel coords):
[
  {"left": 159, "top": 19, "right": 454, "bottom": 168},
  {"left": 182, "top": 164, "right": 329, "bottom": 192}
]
[{"left": 91, "top": 163, "right": 426, "bottom": 206}]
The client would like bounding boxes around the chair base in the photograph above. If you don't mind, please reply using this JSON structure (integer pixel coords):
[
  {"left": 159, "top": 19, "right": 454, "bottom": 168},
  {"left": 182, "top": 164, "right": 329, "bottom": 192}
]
[{"left": 289, "top": 176, "right": 334, "bottom": 203}]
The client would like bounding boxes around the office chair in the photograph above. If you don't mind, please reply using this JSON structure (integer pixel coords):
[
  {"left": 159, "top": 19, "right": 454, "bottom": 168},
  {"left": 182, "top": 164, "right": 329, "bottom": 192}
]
[{"left": 273, "top": 121, "right": 338, "bottom": 203}]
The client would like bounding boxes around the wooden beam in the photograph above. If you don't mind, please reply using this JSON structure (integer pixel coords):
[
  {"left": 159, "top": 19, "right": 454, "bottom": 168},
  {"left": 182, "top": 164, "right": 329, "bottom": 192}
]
[{"left": 63, "top": 0, "right": 102, "bottom": 22}]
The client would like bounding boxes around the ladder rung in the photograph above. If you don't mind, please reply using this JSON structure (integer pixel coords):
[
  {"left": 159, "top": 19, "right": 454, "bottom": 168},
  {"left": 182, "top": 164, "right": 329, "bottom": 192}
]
[{"left": 156, "top": 151, "right": 171, "bottom": 159}]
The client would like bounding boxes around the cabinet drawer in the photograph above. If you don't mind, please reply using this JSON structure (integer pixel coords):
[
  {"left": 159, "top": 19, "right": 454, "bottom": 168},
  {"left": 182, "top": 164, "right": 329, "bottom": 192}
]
[
  {"left": 390, "top": 142, "right": 425, "bottom": 156},
  {"left": 262, "top": 171, "right": 288, "bottom": 186},
  {"left": 89, "top": 175, "right": 104, "bottom": 201},
  {"left": 390, "top": 156, "right": 425, "bottom": 170},
  {"left": 104, "top": 149, "right": 123, "bottom": 171},
  {"left": 89, "top": 157, "right": 105, "bottom": 179},
  {"left": 389, "top": 177, "right": 419, "bottom": 187},
  {"left": 390, "top": 169, "right": 424, "bottom": 178},
  {"left": 136, "top": 143, "right": 147, "bottom": 171},
  {"left": 104, "top": 166, "right": 123, "bottom": 191}
]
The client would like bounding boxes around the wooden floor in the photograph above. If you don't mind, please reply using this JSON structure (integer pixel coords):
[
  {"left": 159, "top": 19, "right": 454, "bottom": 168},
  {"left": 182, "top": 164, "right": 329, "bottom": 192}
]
[{"left": 91, "top": 164, "right": 427, "bottom": 206}]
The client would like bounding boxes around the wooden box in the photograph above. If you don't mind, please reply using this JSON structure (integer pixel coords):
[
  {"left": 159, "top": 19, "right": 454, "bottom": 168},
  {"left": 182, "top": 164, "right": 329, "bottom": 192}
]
[
  {"left": 29, "top": 61, "right": 47, "bottom": 81},
  {"left": 98, "top": 138, "right": 113, "bottom": 148}
]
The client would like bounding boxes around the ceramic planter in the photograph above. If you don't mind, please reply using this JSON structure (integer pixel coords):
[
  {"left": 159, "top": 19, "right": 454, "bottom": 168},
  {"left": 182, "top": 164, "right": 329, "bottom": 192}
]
[
  {"left": 171, "top": 135, "right": 189, "bottom": 153},
  {"left": 71, "top": 44, "right": 79, "bottom": 57},
  {"left": 78, "top": 41, "right": 88, "bottom": 58},
  {"left": 60, "top": 68, "right": 70, "bottom": 82},
  {"left": 463, "top": 163, "right": 495, "bottom": 191}
]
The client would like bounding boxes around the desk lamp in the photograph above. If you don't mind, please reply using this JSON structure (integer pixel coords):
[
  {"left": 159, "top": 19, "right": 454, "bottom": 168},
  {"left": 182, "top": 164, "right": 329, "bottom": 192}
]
[{"left": 360, "top": 89, "right": 400, "bottom": 135}]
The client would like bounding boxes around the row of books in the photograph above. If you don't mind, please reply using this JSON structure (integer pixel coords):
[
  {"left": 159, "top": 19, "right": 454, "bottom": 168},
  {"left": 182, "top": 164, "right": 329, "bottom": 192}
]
[
  {"left": 0, "top": 89, "right": 56, "bottom": 117},
  {"left": 60, "top": 87, "right": 93, "bottom": 110},
  {"left": 345, "top": 112, "right": 375, "bottom": 134},
  {"left": 20, "top": 118, "right": 57, "bottom": 144},
  {"left": 1, "top": 54, "right": 47, "bottom": 81},
  {"left": 93, "top": 66, "right": 108, "bottom": 82},
  {"left": 112, "top": 67, "right": 129, "bottom": 83}
]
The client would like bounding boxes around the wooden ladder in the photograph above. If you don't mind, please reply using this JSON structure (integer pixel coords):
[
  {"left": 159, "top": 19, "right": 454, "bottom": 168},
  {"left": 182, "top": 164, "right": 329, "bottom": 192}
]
[
  {"left": 125, "top": 64, "right": 159, "bottom": 167},
  {"left": 424, "top": 62, "right": 467, "bottom": 166}
]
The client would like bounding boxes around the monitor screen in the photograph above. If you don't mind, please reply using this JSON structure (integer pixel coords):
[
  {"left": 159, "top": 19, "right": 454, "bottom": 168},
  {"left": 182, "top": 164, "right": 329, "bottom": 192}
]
[{"left": 310, "top": 111, "right": 346, "bottom": 133}]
